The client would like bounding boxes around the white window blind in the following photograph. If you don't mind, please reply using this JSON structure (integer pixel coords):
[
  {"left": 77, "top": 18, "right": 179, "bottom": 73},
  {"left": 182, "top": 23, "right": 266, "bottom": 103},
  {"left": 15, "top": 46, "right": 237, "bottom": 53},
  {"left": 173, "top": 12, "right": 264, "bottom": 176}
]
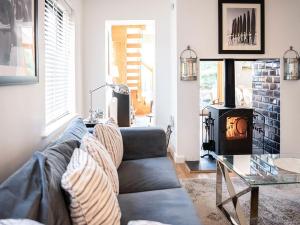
[{"left": 45, "top": 0, "right": 75, "bottom": 125}]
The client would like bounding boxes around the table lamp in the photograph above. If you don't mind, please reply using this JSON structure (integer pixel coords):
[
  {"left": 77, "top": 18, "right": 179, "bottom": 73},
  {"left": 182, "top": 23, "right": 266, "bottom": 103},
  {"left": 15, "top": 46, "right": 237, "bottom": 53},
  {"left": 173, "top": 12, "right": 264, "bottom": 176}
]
[{"left": 88, "top": 83, "right": 129, "bottom": 123}]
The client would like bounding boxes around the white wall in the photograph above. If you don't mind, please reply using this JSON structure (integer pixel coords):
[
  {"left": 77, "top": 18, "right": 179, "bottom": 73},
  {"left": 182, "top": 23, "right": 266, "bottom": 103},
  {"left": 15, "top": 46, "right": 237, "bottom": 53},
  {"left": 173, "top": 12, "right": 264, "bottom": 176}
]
[
  {"left": 169, "top": 0, "right": 178, "bottom": 157},
  {"left": 82, "top": 0, "right": 172, "bottom": 129},
  {"left": 0, "top": 0, "right": 84, "bottom": 182},
  {"left": 170, "top": 0, "right": 300, "bottom": 161}
]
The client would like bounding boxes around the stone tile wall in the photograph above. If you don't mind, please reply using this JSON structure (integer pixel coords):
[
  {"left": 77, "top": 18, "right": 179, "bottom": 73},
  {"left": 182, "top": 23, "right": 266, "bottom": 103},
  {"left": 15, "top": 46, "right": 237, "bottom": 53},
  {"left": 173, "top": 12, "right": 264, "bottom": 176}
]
[{"left": 252, "top": 59, "right": 280, "bottom": 153}]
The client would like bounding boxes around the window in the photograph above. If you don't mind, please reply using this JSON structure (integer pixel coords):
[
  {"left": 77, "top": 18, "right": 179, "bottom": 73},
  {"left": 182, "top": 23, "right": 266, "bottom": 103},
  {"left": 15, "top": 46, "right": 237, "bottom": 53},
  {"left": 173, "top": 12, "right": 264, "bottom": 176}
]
[
  {"left": 45, "top": 0, "right": 75, "bottom": 126},
  {"left": 199, "top": 61, "right": 224, "bottom": 110}
]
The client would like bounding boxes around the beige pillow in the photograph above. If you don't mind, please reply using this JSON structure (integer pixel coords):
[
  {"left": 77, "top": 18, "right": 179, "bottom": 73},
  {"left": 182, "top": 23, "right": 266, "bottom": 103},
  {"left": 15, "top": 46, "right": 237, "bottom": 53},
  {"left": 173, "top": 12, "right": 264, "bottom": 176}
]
[
  {"left": 81, "top": 133, "right": 119, "bottom": 194},
  {"left": 94, "top": 122, "right": 123, "bottom": 168},
  {"left": 61, "top": 148, "right": 121, "bottom": 225}
]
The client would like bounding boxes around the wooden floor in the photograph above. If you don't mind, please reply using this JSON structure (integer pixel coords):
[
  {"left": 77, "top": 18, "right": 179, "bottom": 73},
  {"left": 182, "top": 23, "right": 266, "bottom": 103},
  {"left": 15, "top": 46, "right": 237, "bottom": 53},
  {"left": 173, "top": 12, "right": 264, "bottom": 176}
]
[{"left": 168, "top": 153, "right": 216, "bottom": 180}]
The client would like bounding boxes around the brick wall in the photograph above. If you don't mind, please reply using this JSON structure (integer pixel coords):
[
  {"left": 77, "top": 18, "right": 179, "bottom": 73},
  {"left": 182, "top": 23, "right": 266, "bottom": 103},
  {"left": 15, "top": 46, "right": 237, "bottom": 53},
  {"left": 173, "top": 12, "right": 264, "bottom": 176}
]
[{"left": 252, "top": 59, "right": 280, "bottom": 154}]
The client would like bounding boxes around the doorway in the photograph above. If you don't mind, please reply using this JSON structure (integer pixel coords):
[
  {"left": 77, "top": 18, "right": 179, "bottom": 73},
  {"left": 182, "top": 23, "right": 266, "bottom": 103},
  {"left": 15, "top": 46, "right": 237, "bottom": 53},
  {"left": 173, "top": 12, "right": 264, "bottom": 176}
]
[{"left": 105, "top": 20, "right": 155, "bottom": 126}]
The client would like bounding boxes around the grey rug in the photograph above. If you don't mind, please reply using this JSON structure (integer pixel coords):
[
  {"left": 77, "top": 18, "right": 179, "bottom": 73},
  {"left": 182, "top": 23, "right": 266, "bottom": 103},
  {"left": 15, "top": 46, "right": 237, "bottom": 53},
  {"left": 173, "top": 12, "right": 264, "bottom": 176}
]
[{"left": 181, "top": 178, "right": 300, "bottom": 225}]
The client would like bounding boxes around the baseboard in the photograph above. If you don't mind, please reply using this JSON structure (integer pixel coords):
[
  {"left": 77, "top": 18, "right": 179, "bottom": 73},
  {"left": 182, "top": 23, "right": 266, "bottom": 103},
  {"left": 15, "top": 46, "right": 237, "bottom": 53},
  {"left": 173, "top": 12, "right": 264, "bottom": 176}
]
[
  {"left": 174, "top": 153, "right": 185, "bottom": 163},
  {"left": 168, "top": 144, "right": 185, "bottom": 163},
  {"left": 172, "top": 151, "right": 185, "bottom": 163}
]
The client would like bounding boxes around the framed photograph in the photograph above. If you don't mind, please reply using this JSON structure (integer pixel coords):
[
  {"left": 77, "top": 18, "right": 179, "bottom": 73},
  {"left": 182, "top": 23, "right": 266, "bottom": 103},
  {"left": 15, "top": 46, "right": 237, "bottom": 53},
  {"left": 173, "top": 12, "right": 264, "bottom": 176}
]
[
  {"left": 0, "top": 0, "right": 38, "bottom": 86},
  {"left": 218, "top": 0, "right": 265, "bottom": 54}
]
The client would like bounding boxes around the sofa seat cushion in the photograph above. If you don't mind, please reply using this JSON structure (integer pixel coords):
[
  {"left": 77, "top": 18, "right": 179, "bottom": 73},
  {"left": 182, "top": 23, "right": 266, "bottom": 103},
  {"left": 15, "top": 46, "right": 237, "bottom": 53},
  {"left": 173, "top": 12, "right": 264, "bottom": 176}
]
[
  {"left": 118, "top": 157, "right": 180, "bottom": 194},
  {"left": 118, "top": 188, "right": 202, "bottom": 225}
]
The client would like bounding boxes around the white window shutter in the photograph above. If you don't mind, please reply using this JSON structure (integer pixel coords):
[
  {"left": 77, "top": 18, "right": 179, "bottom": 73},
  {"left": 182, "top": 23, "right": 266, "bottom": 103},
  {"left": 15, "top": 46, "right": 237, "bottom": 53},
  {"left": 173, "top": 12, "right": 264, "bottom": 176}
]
[{"left": 45, "top": 0, "right": 75, "bottom": 125}]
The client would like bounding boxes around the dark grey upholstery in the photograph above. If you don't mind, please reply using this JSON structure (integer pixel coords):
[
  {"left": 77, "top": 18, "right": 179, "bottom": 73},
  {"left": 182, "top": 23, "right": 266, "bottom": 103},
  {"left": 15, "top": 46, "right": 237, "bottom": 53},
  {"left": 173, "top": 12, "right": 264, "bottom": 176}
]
[
  {"left": 43, "top": 139, "right": 80, "bottom": 225},
  {"left": 120, "top": 127, "right": 167, "bottom": 160},
  {"left": 118, "top": 157, "right": 180, "bottom": 194},
  {"left": 118, "top": 188, "right": 202, "bottom": 225},
  {"left": 0, "top": 140, "right": 80, "bottom": 225},
  {"left": 0, "top": 152, "right": 48, "bottom": 222},
  {"left": 0, "top": 118, "right": 202, "bottom": 225}
]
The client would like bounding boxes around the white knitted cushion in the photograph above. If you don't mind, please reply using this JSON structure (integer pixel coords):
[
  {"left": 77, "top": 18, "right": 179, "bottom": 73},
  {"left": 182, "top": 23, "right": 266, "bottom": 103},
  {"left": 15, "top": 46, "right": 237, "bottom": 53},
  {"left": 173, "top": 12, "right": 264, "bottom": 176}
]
[
  {"left": 61, "top": 149, "right": 121, "bottom": 225},
  {"left": 128, "top": 221, "right": 170, "bottom": 225},
  {"left": 94, "top": 123, "right": 123, "bottom": 168},
  {"left": 81, "top": 133, "right": 119, "bottom": 194},
  {"left": 0, "top": 220, "right": 43, "bottom": 225}
]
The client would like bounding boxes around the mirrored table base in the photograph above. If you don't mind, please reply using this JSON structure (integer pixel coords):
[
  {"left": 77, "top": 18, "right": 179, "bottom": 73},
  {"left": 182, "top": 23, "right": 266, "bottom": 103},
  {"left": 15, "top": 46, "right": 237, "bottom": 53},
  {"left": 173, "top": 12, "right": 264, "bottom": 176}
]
[{"left": 216, "top": 161, "right": 259, "bottom": 225}]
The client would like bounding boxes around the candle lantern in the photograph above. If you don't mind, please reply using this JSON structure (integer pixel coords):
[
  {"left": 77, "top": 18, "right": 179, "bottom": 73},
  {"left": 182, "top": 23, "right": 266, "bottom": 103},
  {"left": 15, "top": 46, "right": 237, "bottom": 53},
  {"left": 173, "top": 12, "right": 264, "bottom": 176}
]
[
  {"left": 180, "top": 46, "right": 198, "bottom": 81},
  {"left": 283, "top": 46, "right": 300, "bottom": 80}
]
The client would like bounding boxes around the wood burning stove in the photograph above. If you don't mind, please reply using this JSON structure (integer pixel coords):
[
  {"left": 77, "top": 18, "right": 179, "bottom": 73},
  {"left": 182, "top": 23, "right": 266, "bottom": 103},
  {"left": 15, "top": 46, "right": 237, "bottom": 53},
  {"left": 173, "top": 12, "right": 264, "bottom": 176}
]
[
  {"left": 207, "top": 59, "right": 253, "bottom": 155},
  {"left": 207, "top": 105, "right": 253, "bottom": 155}
]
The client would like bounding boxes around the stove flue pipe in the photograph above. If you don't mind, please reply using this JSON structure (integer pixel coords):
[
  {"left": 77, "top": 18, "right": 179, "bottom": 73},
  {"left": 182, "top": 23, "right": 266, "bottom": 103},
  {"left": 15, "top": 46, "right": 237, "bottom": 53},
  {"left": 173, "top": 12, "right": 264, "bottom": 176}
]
[{"left": 224, "top": 59, "right": 236, "bottom": 108}]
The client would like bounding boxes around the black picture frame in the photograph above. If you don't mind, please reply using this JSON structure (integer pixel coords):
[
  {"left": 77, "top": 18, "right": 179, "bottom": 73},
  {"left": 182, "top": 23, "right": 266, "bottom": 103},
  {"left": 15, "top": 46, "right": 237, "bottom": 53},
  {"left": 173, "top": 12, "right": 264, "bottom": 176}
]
[
  {"left": 0, "top": 0, "right": 39, "bottom": 86},
  {"left": 218, "top": 0, "right": 265, "bottom": 54}
]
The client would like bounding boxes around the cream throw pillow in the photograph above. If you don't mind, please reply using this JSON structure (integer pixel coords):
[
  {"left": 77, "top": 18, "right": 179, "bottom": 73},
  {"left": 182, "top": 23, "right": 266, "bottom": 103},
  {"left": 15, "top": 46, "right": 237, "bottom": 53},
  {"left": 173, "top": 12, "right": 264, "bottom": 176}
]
[
  {"left": 128, "top": 221, "right": 171, "bottom": 225},
  {"left": 94, "top": 122, "right": 123, "bottom": 168},
  {"left": 61, "top": 148, "right": 121, "bottom": 225},
  {"left": 81, "top": 133, "right": 119, "bottom": 194},
  {"left": 0, "top": 220, "right": 43, "bottom": 225}
]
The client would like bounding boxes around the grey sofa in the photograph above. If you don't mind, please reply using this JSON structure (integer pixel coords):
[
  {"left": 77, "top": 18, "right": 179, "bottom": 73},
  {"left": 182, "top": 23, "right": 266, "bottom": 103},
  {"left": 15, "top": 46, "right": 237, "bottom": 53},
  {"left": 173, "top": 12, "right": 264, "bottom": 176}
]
[{"left": 0, "top": 117, "right": 202, "bottom": 225}]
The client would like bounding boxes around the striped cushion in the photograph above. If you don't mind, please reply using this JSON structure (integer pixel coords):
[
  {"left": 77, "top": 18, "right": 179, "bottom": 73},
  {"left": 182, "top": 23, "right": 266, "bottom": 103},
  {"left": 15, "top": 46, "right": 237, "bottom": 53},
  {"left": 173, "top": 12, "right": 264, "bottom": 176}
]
[
  {"left": 81, "top": 133, "right": 119, "bottom": 194},
  {"left": 94, "top": 123, "right": 123, "bottom": 168},
  {"left": 61, "top": 149, "right": 121, "bottom": 225}
]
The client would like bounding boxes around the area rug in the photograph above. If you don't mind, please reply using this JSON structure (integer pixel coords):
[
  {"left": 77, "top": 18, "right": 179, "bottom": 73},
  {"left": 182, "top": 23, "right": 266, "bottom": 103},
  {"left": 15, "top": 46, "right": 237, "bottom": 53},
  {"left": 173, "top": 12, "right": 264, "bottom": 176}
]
[{"left": 181, "top": 177, "right": 300, "bottom": 225}]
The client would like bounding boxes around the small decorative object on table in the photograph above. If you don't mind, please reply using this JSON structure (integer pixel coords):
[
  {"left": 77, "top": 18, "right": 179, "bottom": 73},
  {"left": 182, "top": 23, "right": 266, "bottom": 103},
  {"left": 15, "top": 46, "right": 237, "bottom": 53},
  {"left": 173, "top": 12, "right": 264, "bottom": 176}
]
[
  {"left": 180, "top": 46, "right": 198, "bottom": 81},
  {"left": 283, "top": 46, "right": 300, "bottom": 80},
  {"left": 83, "top": 117, "right": 106, "bottom": 128},
  {"left": 218, "top": 0, "right": 265, "bottom": 54}
]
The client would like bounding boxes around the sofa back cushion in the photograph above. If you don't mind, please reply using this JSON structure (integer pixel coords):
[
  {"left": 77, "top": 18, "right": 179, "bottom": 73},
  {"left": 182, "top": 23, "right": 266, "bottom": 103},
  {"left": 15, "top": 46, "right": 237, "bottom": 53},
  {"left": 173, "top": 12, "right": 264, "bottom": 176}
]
[
  {"left": 0, "top": 152, "right": 48, "bottom": 222},
  {"left": 43, "top": 139, "right": 81, "bottom": 225},
  {"left": 56, "top": 117, "right": 87, "bottom": 143},
  {"left": 0, "top": 140, "right": 80, "bottom": 225}
]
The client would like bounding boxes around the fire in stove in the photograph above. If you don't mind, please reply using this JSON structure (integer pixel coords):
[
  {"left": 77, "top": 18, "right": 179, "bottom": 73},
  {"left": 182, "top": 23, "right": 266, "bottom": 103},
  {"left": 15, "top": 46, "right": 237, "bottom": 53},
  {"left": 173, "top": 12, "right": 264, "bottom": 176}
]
[{"left": 226, "top": 117, "right": 248, "bottom": 140}]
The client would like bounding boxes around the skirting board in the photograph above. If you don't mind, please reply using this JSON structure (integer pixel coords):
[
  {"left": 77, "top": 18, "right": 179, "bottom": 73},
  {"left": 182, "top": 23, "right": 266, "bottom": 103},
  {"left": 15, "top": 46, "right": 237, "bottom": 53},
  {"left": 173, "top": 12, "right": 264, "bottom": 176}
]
[{"left": 169, "top": 147, "right": 185, "bottom": 163}]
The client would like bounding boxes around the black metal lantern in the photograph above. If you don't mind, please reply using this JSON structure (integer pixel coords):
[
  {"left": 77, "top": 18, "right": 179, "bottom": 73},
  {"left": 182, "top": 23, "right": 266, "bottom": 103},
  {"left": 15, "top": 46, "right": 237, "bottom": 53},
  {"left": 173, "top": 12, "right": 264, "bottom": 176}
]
[
  {"left": 283, "top": 46, "right": 300, "bottom": 80},
  {"left": 180, "top": 46, "right": 198, "bottom": 81}
]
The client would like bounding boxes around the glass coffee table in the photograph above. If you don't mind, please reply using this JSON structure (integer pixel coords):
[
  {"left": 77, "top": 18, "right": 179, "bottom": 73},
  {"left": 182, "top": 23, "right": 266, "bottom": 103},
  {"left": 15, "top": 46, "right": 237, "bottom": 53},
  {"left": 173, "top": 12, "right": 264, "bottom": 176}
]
[{"left": 214, "top": 153, "right": 300, "bottom": 225}]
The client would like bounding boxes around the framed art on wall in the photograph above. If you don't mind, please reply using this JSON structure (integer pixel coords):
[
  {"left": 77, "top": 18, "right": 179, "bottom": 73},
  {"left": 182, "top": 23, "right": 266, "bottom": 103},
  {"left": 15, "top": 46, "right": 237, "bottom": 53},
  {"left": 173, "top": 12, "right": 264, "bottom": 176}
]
[
  {"left": 0, "top": 0, "right": 38, "bottom": 86},
  {"left": 218, "top": 0, "right": 265, "bottom": 54}
]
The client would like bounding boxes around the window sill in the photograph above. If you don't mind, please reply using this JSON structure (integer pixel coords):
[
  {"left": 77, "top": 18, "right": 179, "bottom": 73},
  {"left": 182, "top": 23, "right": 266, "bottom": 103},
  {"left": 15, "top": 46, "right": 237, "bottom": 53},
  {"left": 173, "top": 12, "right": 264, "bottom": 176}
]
[{"left": 42, "top": 113, "right": 78, "bottom": 138}]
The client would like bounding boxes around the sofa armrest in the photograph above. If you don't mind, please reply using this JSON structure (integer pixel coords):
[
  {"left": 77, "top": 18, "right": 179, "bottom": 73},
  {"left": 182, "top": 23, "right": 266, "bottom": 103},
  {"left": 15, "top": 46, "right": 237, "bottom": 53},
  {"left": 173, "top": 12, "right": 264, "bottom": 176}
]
[{"left": 120, "top": 127, "right": 167, "bottom": 160}]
